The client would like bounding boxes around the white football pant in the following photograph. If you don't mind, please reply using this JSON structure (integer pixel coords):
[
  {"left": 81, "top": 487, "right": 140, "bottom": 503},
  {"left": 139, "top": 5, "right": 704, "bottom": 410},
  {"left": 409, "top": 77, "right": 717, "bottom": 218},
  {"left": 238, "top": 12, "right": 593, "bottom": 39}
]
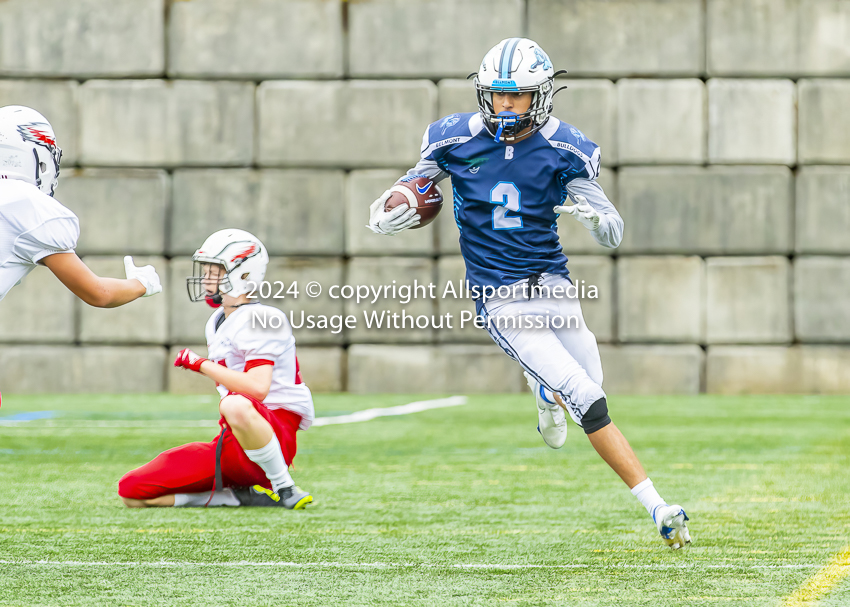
[{"left": 479, "top": 273, "right": 606, "bottom": 425}]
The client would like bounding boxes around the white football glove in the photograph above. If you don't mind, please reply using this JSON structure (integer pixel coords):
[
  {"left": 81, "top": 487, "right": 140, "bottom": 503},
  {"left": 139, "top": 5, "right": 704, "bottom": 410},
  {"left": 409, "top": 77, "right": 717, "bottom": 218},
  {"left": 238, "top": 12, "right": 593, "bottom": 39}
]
[
  {"left": 554, "top": 195, "right": 601, "bottom": 231},
  {"left": 124, "top": 256, "right": 162, "bottom": 297},
  {"left": 366, "top": 190, "right": 420, "bottom": 236}
]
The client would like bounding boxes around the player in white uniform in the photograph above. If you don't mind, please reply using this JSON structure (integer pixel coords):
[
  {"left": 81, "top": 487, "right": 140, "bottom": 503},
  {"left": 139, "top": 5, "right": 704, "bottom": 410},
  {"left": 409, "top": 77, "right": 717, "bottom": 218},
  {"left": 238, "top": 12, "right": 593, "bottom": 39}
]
[
  {"left": 119, "top": 229, "right": 314, "bottom": 510},
  {"left": 368, "top": 39, "right": 690, "bottom": 549},
  {"left": 0, "top": 105, "right": 161, "bottom": 306}
]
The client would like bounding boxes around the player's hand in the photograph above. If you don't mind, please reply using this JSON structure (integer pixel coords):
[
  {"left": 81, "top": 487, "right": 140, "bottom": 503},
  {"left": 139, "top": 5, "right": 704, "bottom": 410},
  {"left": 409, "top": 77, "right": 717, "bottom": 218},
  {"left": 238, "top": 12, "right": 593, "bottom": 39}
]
[
  {"left": 174, "top": 348, "right": 208, "bottom": 373},
  {"left": 366, "top": 190, "right": 420, "bottom": 235},
  {"left": 554, "top": 195, "right": 601, "bottom": 231},
  {"left": 123, "top": 256, "right": 162, "bottom": 297}
]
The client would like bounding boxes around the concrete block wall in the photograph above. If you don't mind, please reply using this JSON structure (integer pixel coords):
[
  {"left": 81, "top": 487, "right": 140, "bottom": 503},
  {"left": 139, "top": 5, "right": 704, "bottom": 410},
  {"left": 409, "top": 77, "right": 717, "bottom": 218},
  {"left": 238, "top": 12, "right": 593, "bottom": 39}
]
[{"left": 1, "top": 0, "right": 850, "bottom": 395}]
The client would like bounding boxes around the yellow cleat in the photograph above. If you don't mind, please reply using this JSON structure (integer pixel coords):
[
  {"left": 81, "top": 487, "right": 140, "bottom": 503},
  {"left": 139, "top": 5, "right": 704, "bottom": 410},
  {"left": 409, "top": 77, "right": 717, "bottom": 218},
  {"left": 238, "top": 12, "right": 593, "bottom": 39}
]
[{"left": 233, "top": 485, "right": 313, "bottom": 510}]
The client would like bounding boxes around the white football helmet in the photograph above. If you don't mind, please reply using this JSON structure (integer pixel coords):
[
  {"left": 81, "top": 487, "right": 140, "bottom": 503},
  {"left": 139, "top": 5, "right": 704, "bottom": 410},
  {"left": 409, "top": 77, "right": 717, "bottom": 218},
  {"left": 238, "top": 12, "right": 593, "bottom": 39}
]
[
  {"left": 0, "top": 105, "right": 62, "bottom": 196},
  {"left": 474, "top": 38, "right": 559, "bottom": 142},
  {"left": 187, "top": 229, "right": 269, "bottom": 306}
]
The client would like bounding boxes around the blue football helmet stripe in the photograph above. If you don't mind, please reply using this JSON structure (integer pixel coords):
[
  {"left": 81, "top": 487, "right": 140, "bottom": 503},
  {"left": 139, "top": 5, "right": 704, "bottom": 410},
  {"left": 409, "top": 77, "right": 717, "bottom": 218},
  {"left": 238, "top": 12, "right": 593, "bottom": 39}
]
[{"left": 500, "top": 37, "right": 521, "bottom": 79}]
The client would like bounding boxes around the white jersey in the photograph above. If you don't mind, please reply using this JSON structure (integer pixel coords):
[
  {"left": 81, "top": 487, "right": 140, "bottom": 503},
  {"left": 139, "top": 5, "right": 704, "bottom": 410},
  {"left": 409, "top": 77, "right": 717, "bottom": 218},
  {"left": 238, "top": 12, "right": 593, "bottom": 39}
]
[
  {"left": 205, "top": 302, "right": 315, "bottom": 430},
  {"left": 0, "top": 180, "right": 80, "bottom": 301}
]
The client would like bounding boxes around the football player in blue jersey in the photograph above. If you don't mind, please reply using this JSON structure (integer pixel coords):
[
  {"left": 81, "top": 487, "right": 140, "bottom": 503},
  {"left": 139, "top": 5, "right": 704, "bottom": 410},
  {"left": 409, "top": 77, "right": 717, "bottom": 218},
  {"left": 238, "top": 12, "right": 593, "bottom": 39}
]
[{"left": 367, "top": 38, "right": 691, "bottom": 549}]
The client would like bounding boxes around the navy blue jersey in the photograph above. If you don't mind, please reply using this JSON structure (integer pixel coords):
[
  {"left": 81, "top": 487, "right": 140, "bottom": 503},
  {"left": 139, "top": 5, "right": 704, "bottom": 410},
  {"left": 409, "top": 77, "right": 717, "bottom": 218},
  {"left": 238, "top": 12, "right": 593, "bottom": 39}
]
[{"left": 418, "top": 113, "right": 602, "bottom": 290}]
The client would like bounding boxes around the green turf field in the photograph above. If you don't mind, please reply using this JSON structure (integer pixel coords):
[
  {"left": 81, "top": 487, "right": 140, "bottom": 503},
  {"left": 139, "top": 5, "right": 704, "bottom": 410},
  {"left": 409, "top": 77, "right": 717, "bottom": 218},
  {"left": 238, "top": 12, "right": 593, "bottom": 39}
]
[{"left": 0, "top": 393, "right": 848, "bottom": 606}]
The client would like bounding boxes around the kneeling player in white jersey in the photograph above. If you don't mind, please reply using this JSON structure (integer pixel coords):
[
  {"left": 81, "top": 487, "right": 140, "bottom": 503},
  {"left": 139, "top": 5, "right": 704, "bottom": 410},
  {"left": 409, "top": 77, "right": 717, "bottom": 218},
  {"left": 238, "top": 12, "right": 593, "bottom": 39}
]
[
  {"left": 367, "top": 39, "right": 690, "bottom": 549},
  {"left": 0, "top": 105, "right": 161, "bottom": 306},
  {"left": 119, "top": 229, "right": 314, "bottom": 510}
]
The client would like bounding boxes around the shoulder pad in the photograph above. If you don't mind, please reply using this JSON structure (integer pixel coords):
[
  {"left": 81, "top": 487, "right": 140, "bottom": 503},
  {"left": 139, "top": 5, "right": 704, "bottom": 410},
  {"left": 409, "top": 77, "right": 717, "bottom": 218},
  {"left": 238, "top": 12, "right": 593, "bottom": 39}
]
[
  {"left": 540, "top": 118, "right": 599, "bottom": 162},
  {"left": 540, "top": 118, "right": 601, "bottom": 179},
  {"left": 421, "top": 112, "right": 482, "bottom": 159}
]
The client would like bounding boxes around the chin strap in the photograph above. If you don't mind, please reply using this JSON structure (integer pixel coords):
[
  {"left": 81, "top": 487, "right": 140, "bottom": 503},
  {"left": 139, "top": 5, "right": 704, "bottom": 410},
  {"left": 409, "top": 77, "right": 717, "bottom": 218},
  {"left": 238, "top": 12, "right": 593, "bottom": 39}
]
[
  {"left": 205, "top": 293, "right": 223, "bottom": 308},
  {"left": 493, "top": 111, "right": 518, "bottom": 142}
]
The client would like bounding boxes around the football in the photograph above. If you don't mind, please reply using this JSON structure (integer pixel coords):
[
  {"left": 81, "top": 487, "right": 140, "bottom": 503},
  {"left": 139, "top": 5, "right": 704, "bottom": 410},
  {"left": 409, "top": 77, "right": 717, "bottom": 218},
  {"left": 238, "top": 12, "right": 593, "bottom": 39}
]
[{"left": 384, "top": 175, "right": 443, "bottom": 229}]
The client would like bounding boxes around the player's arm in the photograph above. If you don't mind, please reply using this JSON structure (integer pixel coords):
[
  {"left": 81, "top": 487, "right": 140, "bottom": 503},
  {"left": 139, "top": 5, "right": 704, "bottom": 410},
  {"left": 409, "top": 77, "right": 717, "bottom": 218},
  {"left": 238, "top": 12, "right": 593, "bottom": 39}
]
[
  {"left": 556, "top": 178, "right": 624, "bottom": 248},
  {"left": 367, "top": 124, "right": 449, "bottom": 236},
  {"left": 42, "top": 253, "right": 162, "bottom": 308},
  {"left": 174, "top": 349, "right": 273, "bottom": 401}
]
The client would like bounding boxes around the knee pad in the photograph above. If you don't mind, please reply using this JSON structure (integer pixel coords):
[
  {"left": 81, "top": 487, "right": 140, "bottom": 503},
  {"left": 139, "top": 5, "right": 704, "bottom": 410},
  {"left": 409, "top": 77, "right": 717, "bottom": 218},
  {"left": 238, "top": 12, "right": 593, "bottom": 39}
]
[{"left": 581, "top": 397, "right": 611, "bottom": 435}]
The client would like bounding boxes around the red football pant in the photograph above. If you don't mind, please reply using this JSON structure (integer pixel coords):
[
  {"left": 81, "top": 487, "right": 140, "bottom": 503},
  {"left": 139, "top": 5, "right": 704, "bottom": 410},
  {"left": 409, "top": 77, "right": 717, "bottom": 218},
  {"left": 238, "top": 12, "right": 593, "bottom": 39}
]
[{"left": 119, "top": 398, "right": 301, "bottom": 500}]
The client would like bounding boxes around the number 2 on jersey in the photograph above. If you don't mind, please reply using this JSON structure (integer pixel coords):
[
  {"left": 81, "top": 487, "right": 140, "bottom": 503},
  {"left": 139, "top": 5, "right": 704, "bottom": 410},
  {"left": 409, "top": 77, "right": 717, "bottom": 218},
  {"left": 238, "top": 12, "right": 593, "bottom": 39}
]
[{"left": 490, "top": 182, "right": 522, "bottom": 230}]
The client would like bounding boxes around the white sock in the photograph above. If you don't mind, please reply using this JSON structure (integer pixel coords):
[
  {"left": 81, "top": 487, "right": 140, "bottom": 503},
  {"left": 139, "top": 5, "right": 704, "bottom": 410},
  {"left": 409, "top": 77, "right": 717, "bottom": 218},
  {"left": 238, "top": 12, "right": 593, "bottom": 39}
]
[
  {"left": 243, "top": 434, "right": 293, "bottom": 493},
  {"left": 173, "top": 488, "right": 240, "bottom": 507},
  {"left": 630, "top": 478, "right": 667, "bottom": 520}
]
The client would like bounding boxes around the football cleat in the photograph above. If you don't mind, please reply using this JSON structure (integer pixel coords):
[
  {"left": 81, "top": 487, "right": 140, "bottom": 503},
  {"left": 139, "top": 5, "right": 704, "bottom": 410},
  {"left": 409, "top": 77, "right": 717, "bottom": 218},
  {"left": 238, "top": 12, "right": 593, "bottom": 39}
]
[
  {"left": 233, "top": 485, "right": 313, "bottom": 510},
  {"left": 653, "top": 504, "right": 691, "bottom": 549},
  {"left": 524, "top": 371, "right": 567, "bottom": 449}
]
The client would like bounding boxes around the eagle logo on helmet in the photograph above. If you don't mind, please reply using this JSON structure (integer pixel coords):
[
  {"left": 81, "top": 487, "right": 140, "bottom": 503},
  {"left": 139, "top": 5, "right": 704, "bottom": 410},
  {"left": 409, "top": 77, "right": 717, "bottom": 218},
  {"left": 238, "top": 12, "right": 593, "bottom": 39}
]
[
  {"left": 230, "top": 243, "right": 259, "bottom": 265},
  {"left": 17, "top": 123, "right": 58, "bottom": 152},
  {"left": 16, "top": 122, "right": 62, "bottom": 170}
]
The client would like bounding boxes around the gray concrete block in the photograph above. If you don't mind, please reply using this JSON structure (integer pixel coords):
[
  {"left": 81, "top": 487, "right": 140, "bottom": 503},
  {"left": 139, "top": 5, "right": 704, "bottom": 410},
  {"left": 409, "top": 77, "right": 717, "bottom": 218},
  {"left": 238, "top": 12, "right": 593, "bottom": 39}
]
[
  {"left": 796, "top": 167, "right": 850, "bottom": 254},
  {"left": 799, "top": 346, "right": 850, "bottom": 394},
  {"left": 168, "top": 0, "right": 343, "bottom": 78},
  {"left": 706, "top": 257, "right": 792, "bottom": 344},
  {"left": 556, "top": 79, "right": 618, "bottom": 166},
  {"left": 707, "top": 0, "right": 799, "bottom": 76},
  {"left": 0, "top": 346, "right": 166, "bottom": 393},
  {"left": 60, "top": 169, "right": 168, "bottom": 256},
  {"left": 557, "top": 168, "right": 618, "bottom": 256},
  {"left": 347, "top": 345, "right": 437, "bottom": 394},
  {"left": 257, "top": 81, "right": 436, "bottom": 168},
  {"left": 168, "top": 258, "right": 213, "bottom": 345},
  {"left": 0, "top": 0, "right": 164, "bottom": 77},
  {"left": 295, "top": 347, "right": 345, "bottom": 393},
  {"left": 0, "top": 80, "right": 79, "bottom": 166},
  {"left": 598, "top": 345, "right": 704, "bottom": 394},
  {"left": 617, "top": 256, "right": 705, "bottom": 343},
  {"left": 798, "top": 1, "right": 850, "bottom": 75},
  {"left": 794, "top": 256, "right": 850, "bottom": 342},
  {"left": 617, "top": 167, "right": 793, "bottom": 254},
  {"left": 170, "top": 169, "right": 345, "bottom": 256},
  {"left": 617, "top": 79, "right": 705, "bottom": 164},
  {"left": 708, "top": 345, "right": 850, "bottom": 394},
  {"left": 78, "top": 256, "right": 168, "bottom": 345},
  {"left": 566, "top": 256, "right": 615, "bottom": 343},
  {"left": 706, "top": 346, "right": 801, "bottom": 394},
  {"left": 167, "top": 344, "right": 211, "bottom": 395},
  {"left": 799, "top": 80, "right": 850, "bottom": 164},
  {"left": 346, "top": 344, "right": 523, "bottom": 394},
  {"left": 79, "top": 80, "right": 254, "bottom": 167},
  {"left": 348, "top": 0, "right": 522, "bottom": 78},
  {"left": 435, "top": 256, "right": 490, "bottom": 344},
  {"left": 264, "top": 257, "right": 346, "bottom": 346},
  {"left": 345, "top": 257, "right": 436, "bottom": 344},
  {"left": 529, "top": 0, "right": 703, "bottom": 76},
  {"left": 708, "top": 79, "right": 796, "bottom": 165},
  {"left": 0, "top": 266, "right": 75, "bottom": 343},
  {"left": 708, "top": 0, "right": 850, "bottom": 76},
  {"left": 346, "top": 169, "right": 436, "bottom": 256},
  {"left": 435, "top": 345, "right": 525, "bottom": 393},
  {"left": 438, "top": 80, "right": 477, "bottom": 118}
]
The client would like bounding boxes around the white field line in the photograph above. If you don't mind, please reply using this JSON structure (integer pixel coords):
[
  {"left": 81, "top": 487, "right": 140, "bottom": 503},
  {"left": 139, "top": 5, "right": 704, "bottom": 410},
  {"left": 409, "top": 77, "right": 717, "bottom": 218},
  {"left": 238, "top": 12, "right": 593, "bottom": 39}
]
[
  {"left": 0, "top": 559, "right": 821, "bottom": 570},
  {"left": 311, "top": 396, "right": 467, "bottom": 427},
  {"left": 0, "top": 396, "right": 468, "bottom": 429}
]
